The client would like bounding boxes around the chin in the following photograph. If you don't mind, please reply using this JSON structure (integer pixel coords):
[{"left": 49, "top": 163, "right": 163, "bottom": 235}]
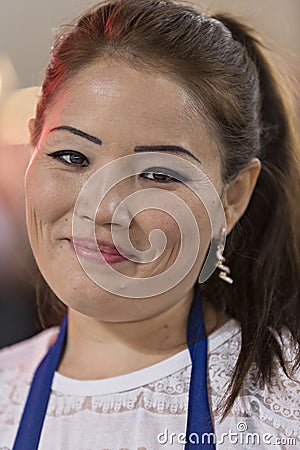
[{"left": 46, "top": 278, "right": 181, "bottom": 323}]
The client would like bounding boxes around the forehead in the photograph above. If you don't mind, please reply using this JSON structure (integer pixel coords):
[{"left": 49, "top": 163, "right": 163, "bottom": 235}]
[
  {"left": 46, "top": 60, "right": 194, "bottom": 126},
  {"left": 42, "top": 59, "right": 219, "bottom": 168}
]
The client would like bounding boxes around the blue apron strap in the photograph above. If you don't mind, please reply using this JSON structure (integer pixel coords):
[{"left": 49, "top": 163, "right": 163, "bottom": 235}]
[
  {"left": 12, "top": 314, "right": 68, "bottom": 450},
  {"left": 12, "top": 286, "right": 215, "bottom": 449},
  {"left": 185, "top": 285, "right": 216, "bottom": 449}
]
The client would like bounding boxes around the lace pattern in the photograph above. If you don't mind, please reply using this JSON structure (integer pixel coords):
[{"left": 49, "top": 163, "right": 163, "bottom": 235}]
[{"left": 0, "top": 322, "right": 299, "bottom": 442}]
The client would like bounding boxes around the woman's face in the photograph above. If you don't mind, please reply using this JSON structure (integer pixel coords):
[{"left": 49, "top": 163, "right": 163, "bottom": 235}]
[{"left": 25, "top": 59, "right": 223, "bottom": 322}]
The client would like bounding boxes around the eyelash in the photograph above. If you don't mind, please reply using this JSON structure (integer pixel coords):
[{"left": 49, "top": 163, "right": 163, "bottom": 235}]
[
  {"left": 47, "top": 151, "right": 183, "bottom": 183},
  {"left": 140, "top": 169, "right": 182, "bottom": 183},
  {"left": 47, "top": 150, "right": 89, "bottom": 167}
]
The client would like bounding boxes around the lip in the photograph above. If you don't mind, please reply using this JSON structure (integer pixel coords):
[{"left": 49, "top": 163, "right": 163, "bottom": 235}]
[{"left": 68, "top": 238, "right": 133, "bottom": 264}]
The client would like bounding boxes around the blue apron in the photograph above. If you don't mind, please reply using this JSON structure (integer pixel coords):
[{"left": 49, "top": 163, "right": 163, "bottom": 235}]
[{"left": 12, "top": 285, "right": 216, "bottom": 449}]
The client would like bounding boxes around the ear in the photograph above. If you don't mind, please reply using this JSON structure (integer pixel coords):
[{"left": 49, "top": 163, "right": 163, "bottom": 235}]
[{"left": 222, "top": 157, "right": 261, "bottom": 235}]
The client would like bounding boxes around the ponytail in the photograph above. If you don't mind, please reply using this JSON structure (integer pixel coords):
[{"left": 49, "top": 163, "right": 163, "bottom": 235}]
[{"left": 206, "top": 13, "right": 300, "bottom": 417}]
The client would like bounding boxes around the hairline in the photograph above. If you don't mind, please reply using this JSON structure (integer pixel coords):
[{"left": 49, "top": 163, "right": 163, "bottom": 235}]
[{"left": 34, "top": 52, "right": 227, "bottom": 183}]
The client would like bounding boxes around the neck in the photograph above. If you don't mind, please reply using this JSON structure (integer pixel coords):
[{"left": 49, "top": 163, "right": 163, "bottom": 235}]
[{"left": 56, "top": 289, "right": 230, "bottom": 380}]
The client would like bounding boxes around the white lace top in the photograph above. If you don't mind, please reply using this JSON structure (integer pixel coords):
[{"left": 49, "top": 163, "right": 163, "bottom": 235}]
[{"left": 0, "top": 319, "right": 299, "bottom": 449}]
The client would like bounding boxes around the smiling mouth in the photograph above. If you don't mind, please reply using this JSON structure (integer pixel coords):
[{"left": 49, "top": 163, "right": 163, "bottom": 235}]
[{"left": 67, "top": 238, "right": 134, "bottom": 264}]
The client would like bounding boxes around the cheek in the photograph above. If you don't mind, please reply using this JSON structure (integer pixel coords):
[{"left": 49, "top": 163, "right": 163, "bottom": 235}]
[
  {"left": 25, "top": 159, "right": 76, "bottom": 225},
  {"left": 131, "top": 209, "right": 180, "bottom": 250},
  {"left": 132, "top": 196, "right": 210, "bottom": 254}
]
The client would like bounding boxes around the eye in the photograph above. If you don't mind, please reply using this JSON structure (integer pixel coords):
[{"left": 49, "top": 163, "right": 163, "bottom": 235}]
[
  {"left": 140, "top": 171, "right": 175, "bottom": 183},
  {"left": 47, "top": 150, "right": 89, "bottom": 167},
  {"left": 140, "top": 167, "right": 186, "bottom": 184}
]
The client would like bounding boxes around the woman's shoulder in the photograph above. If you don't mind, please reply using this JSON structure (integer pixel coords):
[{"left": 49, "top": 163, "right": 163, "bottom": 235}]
[
  {"left": 209, "top": 320, "right": 299, "bottom": 384},
  {"left": 0, "top": 326, "right": 59, "bottom": 378},
  {"left": 210, "top": 323, "right": 300, "bottom": 444},
  {"left": 240, "top": 329, "right": 299, "bottom": 444},
  {"left": 0, "top": 328, "right": 57, "bottom": 438}
]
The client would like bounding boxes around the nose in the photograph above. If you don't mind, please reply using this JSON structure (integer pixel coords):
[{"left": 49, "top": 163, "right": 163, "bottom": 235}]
[
  {"left": 73, "top": 167, "right": 134, "bottom": 231},
  {"left": 96, "top": 184, "right": 133, "bottom": 230}
]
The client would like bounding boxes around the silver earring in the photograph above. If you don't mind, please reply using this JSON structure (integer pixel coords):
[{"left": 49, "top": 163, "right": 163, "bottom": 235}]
[{"left": 216, "top": 228, "right": 233, "bottom": 285}]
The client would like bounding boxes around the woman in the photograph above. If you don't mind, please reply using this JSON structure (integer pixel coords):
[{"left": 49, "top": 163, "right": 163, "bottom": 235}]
[{"left": 0, "top": 0, "right": 299, "bottom": 448}]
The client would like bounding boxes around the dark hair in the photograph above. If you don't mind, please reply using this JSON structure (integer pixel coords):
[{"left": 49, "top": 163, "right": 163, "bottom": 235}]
[{"left": 32, "top": 0, "right": 300, "bottom": 417}]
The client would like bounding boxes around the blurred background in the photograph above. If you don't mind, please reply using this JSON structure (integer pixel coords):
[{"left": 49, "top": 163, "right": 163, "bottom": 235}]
[{"left": 0, "top": 0, "right": 299, "bottom": 348}]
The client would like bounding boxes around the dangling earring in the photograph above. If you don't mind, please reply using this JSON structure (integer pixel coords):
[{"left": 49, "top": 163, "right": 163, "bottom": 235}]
[{"left": 216, "top": 228, "right": 233, "bottom": 284}]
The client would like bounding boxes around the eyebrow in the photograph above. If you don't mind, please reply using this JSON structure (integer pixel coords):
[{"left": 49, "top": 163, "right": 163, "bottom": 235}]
[
  {"left": 49, "top": 125, "right": 102, "bottom": 145},
  {"left": 49, "top": 126, "right": 201, "bottom": 163},
  {"left": 134, "top": 145, "right": 201, "bottom": 164}
]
